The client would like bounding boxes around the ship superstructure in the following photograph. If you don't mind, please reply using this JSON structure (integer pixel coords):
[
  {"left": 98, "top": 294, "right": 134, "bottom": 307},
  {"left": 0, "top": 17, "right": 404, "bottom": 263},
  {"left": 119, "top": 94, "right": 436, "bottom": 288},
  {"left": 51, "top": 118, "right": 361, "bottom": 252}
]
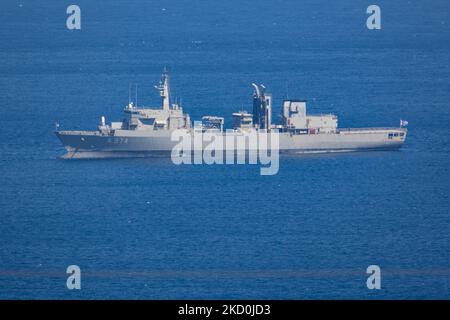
[{"left": 103, "top": 68, "right": 190, "bottom": 135}]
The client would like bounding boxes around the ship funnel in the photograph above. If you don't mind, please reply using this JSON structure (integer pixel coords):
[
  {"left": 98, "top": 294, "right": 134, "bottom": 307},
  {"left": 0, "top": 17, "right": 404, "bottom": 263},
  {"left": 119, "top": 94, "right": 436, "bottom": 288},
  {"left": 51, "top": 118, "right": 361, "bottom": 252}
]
[{"left": 252, "top": 83, "right": 272, "bottom": 131}]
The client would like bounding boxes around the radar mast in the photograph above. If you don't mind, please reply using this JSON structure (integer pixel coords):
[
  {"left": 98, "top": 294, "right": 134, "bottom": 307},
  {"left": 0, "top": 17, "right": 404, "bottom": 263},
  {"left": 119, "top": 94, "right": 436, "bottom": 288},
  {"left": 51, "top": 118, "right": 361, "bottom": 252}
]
[{"left": 155, "top": 67, "right": 171, "bottom": 111}]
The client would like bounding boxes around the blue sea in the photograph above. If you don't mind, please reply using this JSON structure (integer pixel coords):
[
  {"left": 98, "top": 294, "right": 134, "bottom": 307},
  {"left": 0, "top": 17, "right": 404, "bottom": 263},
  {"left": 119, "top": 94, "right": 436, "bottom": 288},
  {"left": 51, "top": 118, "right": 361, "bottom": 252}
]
[{"left": 0, "top": 0, "right": 449, "bottom": 299}]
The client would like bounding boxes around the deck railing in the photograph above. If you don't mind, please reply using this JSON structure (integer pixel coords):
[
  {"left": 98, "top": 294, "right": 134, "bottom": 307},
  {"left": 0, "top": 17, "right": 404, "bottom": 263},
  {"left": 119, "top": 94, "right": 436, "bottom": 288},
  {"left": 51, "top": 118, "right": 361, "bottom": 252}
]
[{"left": 338, "top": 127, "right": 406, "bottom": 132}]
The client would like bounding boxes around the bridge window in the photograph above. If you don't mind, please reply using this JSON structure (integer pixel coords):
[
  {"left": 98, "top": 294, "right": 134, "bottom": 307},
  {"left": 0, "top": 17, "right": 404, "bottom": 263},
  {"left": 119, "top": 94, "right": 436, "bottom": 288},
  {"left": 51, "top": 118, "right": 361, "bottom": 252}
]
[{"left": 141, "top": 118, "right": 155, "bottom": 125}]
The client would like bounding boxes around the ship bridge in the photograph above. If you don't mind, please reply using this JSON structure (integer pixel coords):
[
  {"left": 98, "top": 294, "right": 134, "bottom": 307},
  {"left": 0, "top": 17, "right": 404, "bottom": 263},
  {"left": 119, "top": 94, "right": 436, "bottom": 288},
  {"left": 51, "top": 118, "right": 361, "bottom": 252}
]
[{"left": 118, "top": 69, "right": 191, "bottom": 131}]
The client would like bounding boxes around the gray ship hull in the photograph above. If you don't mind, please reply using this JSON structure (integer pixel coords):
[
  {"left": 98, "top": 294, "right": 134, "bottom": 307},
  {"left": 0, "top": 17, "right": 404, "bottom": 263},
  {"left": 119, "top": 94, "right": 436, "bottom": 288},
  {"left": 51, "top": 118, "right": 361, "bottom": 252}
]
[{"left": 56, "top": 127, "right": 407, "bottom": 159}]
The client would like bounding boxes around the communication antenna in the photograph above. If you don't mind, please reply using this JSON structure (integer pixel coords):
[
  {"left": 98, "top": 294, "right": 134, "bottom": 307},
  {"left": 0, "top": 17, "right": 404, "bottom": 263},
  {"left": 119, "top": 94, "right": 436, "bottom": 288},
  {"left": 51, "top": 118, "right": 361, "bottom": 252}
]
[
  {"left": 135, "top": 84, "right": 138, "bottom": 107},
  {"left": 128, "top": 83, "right": 131, "bottom": 104},
  {"left": 285, "top": 81, "right": 289, "bottom": 99}
]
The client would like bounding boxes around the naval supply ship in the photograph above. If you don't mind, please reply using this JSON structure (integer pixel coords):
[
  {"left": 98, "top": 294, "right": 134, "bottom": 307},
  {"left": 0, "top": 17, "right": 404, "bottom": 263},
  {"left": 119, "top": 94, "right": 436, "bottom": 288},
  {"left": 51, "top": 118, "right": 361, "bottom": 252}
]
[{"left": 55, "top": 69, "right": 407, "bottom": 158}]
